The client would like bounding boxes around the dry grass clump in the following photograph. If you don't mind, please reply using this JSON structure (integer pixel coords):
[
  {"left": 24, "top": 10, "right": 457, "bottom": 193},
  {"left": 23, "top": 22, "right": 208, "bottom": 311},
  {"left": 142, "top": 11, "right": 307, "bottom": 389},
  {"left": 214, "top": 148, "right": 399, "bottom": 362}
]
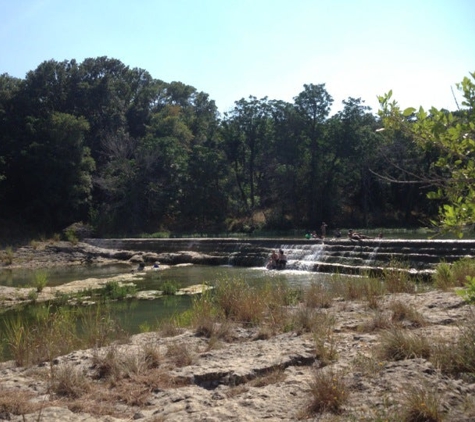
[
  {"left": 401, "top": 383, "right": 444, "bottom": 422},
  {"left": 304, "top": 282, "right": 334, "bottom": 308},
  {"left": 158, "top": 319, "right": 183, "bottom": 337},
  {"left": 311, "top": 312, "right": 338, "bottom": 366},
  {"left": 305, "top": 369, "right": 349, "bottom": 415},
  {"left": 358, "top": 310, "right": 392, "bottom": 332},
  {"left": 249, "top": 367, "right": 286, "bottom": 387},
  {"left": 352, "top": 352, "right": 385, "bottom": 376},
  {"left": 165, "top": 341, "right": 194, "bottom": 367},
  {"left": 291, "top": 307, "right": 325, "bottom": 334},
  {"left": 431, "top": 316, "right": 475, "bottom": 377},
  {"left": 327, "top": 276, "right": 385, "bottom": 309},
  {"left": 142, "top": 342, "right": 162, "bottom": 369},
  {"left": 92, "top": 346, "right": 123, "bottom": 381},
  {"left": 0, "top": 388, "right": 37, "bottom": 418},
  {"left": 3, "top": 306, "right": 80, "bottom": 367},
  {"left": 378, "top": 328, "right": 431, "bottom": 361},
  {"left": 51, "top": 363, "right": 91, "bottom": 398},
  {"left": 389, "top": 300, "right": 427, "bottom": 327}
]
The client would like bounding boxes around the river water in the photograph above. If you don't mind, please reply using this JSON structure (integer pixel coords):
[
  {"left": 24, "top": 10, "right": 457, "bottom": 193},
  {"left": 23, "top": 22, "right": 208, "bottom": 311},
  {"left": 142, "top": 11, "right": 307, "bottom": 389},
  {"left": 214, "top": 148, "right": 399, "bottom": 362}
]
[{"left": 0, "top": 264, "right": 335, "bottom": 336}]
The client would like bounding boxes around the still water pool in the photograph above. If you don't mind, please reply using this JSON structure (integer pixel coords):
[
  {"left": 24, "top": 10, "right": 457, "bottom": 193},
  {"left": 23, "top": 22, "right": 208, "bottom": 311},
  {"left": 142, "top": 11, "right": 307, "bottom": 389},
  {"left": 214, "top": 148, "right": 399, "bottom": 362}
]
[{"left": 0, "top": 264, "right": 335, "bottom": 338}]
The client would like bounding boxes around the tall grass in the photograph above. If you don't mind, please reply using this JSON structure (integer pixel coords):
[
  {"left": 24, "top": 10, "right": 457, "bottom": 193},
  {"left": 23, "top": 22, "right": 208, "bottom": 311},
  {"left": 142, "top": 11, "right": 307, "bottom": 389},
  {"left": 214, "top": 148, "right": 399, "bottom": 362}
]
[
  {"left": 433, "top": 258, "right": 475, "bottom": 290},
  {"left": 431, "top": 314, "right": 475, "bottom": 376},
  {"left": 306, "top": 369, "right": 349, "bottom": 414},
  {"left": 33, "top": 270, "right": 48, "bottom": 292},
  {"left": 3, "top": 304, "right": 127, "bottom": 367},
  {"left": 378, "top": 328, "right": 431, "bottom": 361}
]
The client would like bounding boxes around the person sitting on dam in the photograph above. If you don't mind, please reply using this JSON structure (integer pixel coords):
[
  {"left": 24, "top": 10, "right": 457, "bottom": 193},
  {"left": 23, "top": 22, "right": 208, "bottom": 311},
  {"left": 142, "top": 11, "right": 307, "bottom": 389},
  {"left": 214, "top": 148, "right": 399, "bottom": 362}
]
[{"left": 348, "top": 229, "right": 371, "bottom": 241}]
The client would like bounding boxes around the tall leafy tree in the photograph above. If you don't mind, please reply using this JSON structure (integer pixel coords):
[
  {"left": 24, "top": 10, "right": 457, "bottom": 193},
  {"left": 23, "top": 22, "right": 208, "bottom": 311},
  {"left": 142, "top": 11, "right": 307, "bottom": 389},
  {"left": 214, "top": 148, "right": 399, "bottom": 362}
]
[
  {"left": 379, "top": 72, "right": 475, "bottom": 236},
  {"left": 222, "top": 96, "right": 273, "bottom": 218},
  {"left": 10, "top": 112, "right": 93, "bottom": 228},
  {"left": 293, "top": 84, "right": 333, "bottom": 225}
]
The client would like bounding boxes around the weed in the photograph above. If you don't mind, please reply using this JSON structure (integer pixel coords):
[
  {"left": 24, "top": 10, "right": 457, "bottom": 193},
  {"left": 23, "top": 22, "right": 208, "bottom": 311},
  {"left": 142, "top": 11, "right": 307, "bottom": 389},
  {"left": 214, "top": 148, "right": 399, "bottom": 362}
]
[
  {"left": 431, "top": 315, "right": 475, "bottom": 376},
  {"left": 292, "top": 306, "right": 323, "bottom": 334},
  {"left": 165, "top": 342, "right": 194, "bottom": 367},
  {"left": 451, "top": 258, "right": 475, "bottom": 286},
  {"left": 248, "top": 367, "right": 286, "bottom": 387},
  {"left": 0, "top": 388, "right": 37, "bottom": 417},
  {"left": 378, "top": 328, "right": 431, "bottom": 361},
  {"left": 358, "top": 310, "right": 392, "bottom": 332},
  {"left": 304, "top": 282, "right": 333, "bottom": 308},
  {"left": 161, "top": 280, "right": 178, "bottom": 295},
  {"left": 401, "top": 383, "right": 443, "bottom": 422},
  {"left": 51, "top": 363, "right": 91, "bottom": 398},
  {"left": 389, "top": 300, "right": 427, "bottom": 327},
  {"left": 64, "top": 228, "right": 79, "bottom": 244},
  {"left": 92, "top": 346, "right": 122, "bottom": 381},
  {"left": 101, "top": 281, "right": 136, "bottom": 301},
  {"left": 352, "top": 352, "right": 384, "bottom": 376},
  {"left": 433, "top": 261, "right": 454, "bottom": 290},
  {"left": 159, "top": 319, "right": 183, "bottom": 337},
  {"left": 142, "top": 343, "right": 162, "bottom": 369},
  {"left": 1, "top": 246, "right": 14, "bottom": 265},
  {"left": 27, "top": 289, "right": 38, "bottom": 301},
  {"left": 457, "top": 275, "right": 475, "bottom": 304},
  {"left": 33, "top": 270, "right": 48, "bottom": 292},
  {"left": 306, "top": 369, "right": 349, "bottom": 414},
  {"left": 312, "top": 313, "right": 338, "bottom": 366}
]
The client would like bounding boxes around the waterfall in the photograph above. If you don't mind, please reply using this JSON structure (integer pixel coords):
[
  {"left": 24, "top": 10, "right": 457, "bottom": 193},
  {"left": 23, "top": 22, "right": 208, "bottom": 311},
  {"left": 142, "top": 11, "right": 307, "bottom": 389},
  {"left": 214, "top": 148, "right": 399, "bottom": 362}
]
[
  {"left": 84, "top": 237, "right": 475, "bottom": 276},
  {"left": 364, "top": 243, "right": 381, "bottom": 266},
  {"left": 280, "top": 242, "right": 326, "bottom": 271}
]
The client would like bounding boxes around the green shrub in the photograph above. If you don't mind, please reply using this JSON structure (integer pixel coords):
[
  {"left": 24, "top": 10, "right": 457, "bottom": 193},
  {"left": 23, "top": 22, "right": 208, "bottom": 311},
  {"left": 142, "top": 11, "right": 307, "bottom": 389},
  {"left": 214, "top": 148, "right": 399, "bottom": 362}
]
[
  {"left": 161, "top": 280, "right": 178, "bottom": 295},
  {"left": 33, "top": 270, "right": 48, "bottom": 292},
  {"left": 2, "top": 246, "right": 14, "bottom": 265},
  {"left": 456, "top": 276, "right": 475, "bottom": 303},
  {"left": 433, "top": 261, "right": 454, "bottom": 290},
  {"left": 101, "top": 281, "right": 136, "bottom": 300}
]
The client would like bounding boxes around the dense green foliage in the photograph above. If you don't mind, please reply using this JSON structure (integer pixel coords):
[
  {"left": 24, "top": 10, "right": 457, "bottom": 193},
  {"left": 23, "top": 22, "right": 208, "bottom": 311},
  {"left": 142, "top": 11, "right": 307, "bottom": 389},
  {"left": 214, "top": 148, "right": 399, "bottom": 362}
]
[
  {"left": 379, "top": 72, "right": 475, "bottom": 237},
  {"left": 0, "top": 57, "right": 467, "bottom": 236}
]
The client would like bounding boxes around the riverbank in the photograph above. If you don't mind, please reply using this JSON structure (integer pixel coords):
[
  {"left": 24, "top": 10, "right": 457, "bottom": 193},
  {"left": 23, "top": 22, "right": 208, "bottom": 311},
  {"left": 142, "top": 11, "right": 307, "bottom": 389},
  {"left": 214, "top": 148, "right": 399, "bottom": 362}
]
[{"left": 1, "top": 241, "right": 475, "bottom": 421}]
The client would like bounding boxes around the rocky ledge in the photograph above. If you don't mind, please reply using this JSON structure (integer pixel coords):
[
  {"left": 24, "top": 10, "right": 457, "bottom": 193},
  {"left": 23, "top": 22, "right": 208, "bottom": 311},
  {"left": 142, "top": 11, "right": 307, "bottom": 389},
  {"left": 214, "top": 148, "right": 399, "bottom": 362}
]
[{"left": 0, "top": 289, "right": 474, "bottom": 421}]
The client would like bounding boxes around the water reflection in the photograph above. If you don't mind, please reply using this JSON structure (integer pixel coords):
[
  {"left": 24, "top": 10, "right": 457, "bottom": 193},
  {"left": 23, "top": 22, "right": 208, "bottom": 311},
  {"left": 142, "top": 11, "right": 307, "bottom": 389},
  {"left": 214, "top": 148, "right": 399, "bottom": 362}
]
[
  {"left": 0, "top": 263, "right": 132, "bottom": 288},
  {"left": 0, "top": 264, "right": 339, "bottom": 349}
]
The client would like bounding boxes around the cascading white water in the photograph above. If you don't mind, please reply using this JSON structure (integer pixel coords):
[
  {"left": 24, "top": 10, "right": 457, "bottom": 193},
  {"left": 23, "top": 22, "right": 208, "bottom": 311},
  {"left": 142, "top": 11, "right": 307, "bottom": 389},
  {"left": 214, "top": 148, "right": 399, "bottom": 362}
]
[{"left": 280, "top": 243, "right": 327, "bottom": 270}]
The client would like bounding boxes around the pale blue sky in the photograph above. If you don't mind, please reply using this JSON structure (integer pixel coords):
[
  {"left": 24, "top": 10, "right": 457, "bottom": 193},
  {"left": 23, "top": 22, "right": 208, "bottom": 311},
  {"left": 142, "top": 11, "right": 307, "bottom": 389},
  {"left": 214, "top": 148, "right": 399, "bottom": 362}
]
[{"left": 1, "top": 0, "right": 474, "bottom": 115}]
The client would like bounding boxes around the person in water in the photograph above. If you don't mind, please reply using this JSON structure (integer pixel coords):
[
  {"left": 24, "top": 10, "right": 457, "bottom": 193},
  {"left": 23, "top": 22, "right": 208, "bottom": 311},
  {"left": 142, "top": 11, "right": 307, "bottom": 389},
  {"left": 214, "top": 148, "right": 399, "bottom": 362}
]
[
  {"left": 277, "top": 249, "right": 287, "bottom": 269},
  {"left": 267, "top": 250, "right": 279, "bottom": 269}
]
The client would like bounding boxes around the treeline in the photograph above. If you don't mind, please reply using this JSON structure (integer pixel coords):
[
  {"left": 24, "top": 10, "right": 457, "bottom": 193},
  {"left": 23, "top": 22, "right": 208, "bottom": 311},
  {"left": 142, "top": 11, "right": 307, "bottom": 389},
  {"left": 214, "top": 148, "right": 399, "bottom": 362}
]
[{"left": 0, "top": 57, "right": 439, "bottom": 236}]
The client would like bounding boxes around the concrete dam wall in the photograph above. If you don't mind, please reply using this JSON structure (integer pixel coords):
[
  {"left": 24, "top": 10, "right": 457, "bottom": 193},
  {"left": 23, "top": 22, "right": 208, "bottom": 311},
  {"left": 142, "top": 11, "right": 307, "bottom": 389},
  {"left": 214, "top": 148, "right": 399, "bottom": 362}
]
[{"left": 85, "top": 237, "right": 475, "bottom": 277}]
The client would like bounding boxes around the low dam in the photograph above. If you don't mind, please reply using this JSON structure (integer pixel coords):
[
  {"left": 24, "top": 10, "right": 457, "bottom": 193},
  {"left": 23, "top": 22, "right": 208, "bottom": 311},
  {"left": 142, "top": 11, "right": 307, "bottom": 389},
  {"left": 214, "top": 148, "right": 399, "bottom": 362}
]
[{"left": 85, "top": 237, "right": 475, "bottom": 277}]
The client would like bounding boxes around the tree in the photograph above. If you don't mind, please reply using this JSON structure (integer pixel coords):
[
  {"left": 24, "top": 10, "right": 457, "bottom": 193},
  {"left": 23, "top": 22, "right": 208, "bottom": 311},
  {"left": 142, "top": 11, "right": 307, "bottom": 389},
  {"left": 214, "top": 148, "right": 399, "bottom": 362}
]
[
  {"left": 378, "top": 72, "right": 475, "bottom": 236},
  {"left": 9, "top": 112, "right": 93, "bottom": 228},
  {"left": 222, "top": 96, "right": 273, "bottom": 218},
  {"left": 293, "top": 84, "right": 333, "bottom": 225}
]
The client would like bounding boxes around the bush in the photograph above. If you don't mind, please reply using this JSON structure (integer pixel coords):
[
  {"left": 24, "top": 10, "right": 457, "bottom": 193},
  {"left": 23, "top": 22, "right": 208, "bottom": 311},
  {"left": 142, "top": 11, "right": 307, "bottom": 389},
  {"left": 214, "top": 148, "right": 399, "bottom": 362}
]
[
  {"left": 161, "top": 280, "right": 178, "bottom": 295},
  {"left": 101, "top": 281, "right": 136, "bottom": 300},
  {"left": 306, "top": 369, "right": 349, "bottom": 414},
  {"left": 378, "top": 328, "right": 431, "bottom": 361},
  {"left": 33, "top": 270, "right": 48, "bottom": 292}
]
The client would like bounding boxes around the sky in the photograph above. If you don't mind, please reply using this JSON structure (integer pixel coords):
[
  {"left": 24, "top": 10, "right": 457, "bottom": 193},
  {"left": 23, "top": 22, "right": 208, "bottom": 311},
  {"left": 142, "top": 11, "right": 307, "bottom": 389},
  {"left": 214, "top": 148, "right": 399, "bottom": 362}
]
[{"left": 1, "top": 0, "right": 474, "bottom": 115}]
